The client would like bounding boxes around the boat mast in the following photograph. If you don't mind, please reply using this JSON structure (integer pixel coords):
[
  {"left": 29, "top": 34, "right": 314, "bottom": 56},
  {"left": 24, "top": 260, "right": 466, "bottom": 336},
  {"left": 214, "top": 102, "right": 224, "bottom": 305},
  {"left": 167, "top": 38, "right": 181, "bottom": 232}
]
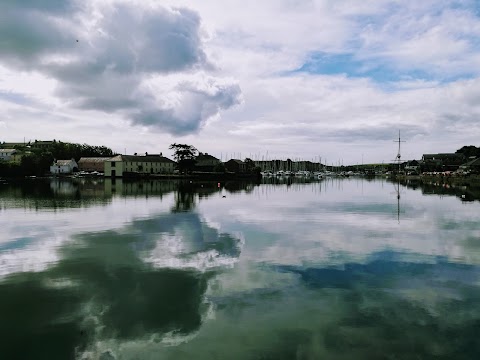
[
  {"left": 393, "top": 130, "right": 405, "bottom": 223},
  {"left": 394, "top": 130, "right": 405, "bottom": 174}
]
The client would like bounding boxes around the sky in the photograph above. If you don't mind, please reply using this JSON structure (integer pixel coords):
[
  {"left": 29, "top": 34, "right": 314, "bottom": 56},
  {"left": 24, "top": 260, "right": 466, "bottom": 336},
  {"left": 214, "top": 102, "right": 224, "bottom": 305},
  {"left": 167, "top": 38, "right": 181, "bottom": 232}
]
[{"left": 1, "top": 0, "right": 480, "bottom": 164}]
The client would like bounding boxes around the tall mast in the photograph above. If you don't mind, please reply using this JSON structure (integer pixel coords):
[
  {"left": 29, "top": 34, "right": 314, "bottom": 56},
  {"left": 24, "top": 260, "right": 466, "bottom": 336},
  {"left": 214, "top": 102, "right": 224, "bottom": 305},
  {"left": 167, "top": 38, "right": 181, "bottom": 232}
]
[
  {"left": 394, "top": 130, "right": 405, "bottom": 173},
  {"left": 392, "top": 130, "right": 405, "bottom": 223}
]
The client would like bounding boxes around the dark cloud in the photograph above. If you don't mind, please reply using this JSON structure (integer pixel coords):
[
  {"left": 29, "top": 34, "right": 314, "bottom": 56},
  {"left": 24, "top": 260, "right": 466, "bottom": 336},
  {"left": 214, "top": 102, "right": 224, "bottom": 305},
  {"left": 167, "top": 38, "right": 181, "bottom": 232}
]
[
  {"left": 0, "top": 0, "right": 241, "bottom": 135},
  {"left": 0, "top": 11, "right": 74, "bottom": 64},
  {"left": 98, "top": 5, "right": 209, "bottom": 73},
  {"left": 2, "top": 0, "right": 73, "bottom": 13}
]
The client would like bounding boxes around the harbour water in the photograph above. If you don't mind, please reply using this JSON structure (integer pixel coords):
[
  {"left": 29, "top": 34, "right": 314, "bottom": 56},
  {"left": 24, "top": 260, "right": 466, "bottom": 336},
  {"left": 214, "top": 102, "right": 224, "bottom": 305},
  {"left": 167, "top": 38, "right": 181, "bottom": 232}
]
[{"left": 1, "top": 177, "right": 480, "bottom": 359}]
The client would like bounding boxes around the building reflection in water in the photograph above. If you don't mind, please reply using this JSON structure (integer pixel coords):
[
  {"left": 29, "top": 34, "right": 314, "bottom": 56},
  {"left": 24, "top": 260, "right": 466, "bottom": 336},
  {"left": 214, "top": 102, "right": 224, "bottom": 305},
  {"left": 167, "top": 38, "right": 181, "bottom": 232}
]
[
  {"left": 0, "top": 178, "right": 244, "bottom": 360},
  {"left": 401, "top": 178, "right": 480, "bottom": 203}
]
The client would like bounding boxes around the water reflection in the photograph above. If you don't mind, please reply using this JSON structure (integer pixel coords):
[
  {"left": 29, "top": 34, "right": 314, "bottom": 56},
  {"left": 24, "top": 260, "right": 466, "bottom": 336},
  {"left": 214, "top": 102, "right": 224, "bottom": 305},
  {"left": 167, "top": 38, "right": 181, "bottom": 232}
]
[
  {"left": 1, "top": 178, "right": 480, "bottom": 359},
  {"left": 392, "top": 178, "right": 403, "bottom": 223},
  {"left": 0, "top": 178, "right": 261, "bottom": 211},
  {"left": 104, "top": 179, "right": 178, "bottom": 197},
  {"left": 0, "top": 178, "right": 111, "bottom": 210},
  {"left": 0, "top": 180, "right": 243, "bottom": 359},
  {"left": 400, "top": 178, "right": 480, "bottom": 203},
  {"left": 197, "top": 252, "right": 480, "bottom": 360}
]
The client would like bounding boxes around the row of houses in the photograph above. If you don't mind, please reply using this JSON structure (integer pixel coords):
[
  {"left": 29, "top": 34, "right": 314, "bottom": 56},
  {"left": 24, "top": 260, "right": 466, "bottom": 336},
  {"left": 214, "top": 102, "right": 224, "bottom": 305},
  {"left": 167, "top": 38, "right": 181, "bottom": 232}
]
[
  {"left": 48, "top": 152, "right": 252, "bottom": 177},
  {"left": 1, "top": 140, "right": 63, "bottom": 166},
  {"left": 400, "top": 153, "right": 480, "bottom": 174},
  {"left": 47, "top": 154, "right": 176, "bottom": 176},
  {"left": 0, "top": 141, "right": 58, "bottom": 163},
  {"left": 1, "top": 140, "right": 57, "bottom": 150},
  {"left": 6, "top": 143, "right": 480, "bottom": 176}
]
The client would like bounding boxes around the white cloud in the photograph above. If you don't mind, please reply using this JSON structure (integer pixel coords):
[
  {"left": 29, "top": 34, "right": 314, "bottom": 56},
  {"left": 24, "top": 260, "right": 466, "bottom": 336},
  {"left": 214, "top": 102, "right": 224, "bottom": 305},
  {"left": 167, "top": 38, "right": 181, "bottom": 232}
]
[
  {"left": 0, "top": 0, "right": 241, "bottom": 137},
  {"left": 2, "top": 0, "right": 480, "bottom": 162}
]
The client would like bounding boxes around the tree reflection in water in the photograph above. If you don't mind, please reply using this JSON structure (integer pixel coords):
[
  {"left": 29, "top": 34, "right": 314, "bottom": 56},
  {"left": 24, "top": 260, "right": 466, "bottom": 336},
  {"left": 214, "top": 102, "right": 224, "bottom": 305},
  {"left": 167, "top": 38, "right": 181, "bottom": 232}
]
[{"left": 0, "top": 182, "right": 243, "bottom": 360}]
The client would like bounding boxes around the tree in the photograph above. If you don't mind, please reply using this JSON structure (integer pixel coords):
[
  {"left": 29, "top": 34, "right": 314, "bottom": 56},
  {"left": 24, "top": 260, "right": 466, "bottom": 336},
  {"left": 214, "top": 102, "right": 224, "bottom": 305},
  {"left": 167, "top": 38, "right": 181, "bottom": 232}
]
[
  {"left": 244, "top": 158, "right": 255, "bottom": 171},
  {"left": 456, "top": 145, "right": 480, "bottom": 159},
  {"left": 244, "top": 157, "right": 261, "bottom": 178},
  {"left": 169, "top": 143, "right": 198, "bottom": 173},
  {"left": 214, "top": 162, "right": 226, "bottom": 173}
]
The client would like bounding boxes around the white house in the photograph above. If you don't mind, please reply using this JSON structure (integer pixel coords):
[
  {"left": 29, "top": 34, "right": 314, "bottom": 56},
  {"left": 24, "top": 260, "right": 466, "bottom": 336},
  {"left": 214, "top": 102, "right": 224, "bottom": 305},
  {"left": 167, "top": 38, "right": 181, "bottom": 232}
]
[
  {"left": 50, "top": 159, "right": 79, "bottom": 174},
  {"left": 0, "top": 149, "right": 17, "bottom": 162}
]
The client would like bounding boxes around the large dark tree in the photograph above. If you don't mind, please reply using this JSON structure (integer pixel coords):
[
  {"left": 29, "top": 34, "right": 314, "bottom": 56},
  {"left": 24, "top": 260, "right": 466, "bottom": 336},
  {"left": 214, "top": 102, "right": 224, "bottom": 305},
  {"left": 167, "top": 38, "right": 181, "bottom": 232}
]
[
  {"left": 48, "top": 142, "right": 114, "bottom": 161},
  {"left": 244, "top": 157, "right": 261, "bottom": 178},
  {"left": 244, "top": 158, "right": 255, "bottom": 171},
  {"left": 456, "top": 145, "right": 480, "bottom": 159},
  {"left": 169, "top": 143, "right": 198, "bottom": 174}
]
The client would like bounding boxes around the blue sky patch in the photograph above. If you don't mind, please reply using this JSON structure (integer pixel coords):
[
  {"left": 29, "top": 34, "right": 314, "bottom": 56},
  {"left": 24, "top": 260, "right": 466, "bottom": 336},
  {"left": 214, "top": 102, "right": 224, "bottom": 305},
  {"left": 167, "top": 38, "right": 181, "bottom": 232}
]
[
  {"left": 0, "top": 91, "right": 32, "bottom": 105},
  {"left": 293, "top": 52, "right": 427, "bottom": 82},
  {"left": 290, "top": 51, "right": 474, "bottom": 84}
]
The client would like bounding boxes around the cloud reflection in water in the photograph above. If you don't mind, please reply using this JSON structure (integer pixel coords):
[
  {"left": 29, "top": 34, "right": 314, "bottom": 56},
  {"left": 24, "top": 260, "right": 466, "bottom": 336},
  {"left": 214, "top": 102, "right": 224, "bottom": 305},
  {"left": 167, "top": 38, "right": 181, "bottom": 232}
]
[{"left": 0, "top": 208, "right": 243, "bottom": 359}]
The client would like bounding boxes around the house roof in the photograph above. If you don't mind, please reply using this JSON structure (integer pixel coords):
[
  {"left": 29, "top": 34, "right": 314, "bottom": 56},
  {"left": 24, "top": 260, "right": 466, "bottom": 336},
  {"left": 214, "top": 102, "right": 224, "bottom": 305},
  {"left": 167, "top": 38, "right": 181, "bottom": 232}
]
[
  {"left": 33, "top": 140, "right": 55, "bottom": 144},
  {"left": 461, "top": 157, "right": 480, "bottom": 167},
  {"left": 78, "top": 157, "right": 111, "bottom": 163},
  {"left": 423, "top": 153, "right": 464, "bottom": 159},
  {"left": 0, "top": 149, "right": 16, "bottom": 154},
  {"left": 55, "top": 159, "right": 76, "bottom": 166},
  {"left": 109, "top": 155, "right": 123, "bottom": 161},
  {"left": 226, "top": 159, "right": 244, "bottom": 164},
  {"left": 405, "top": 160, "right": 419, "bottom": 166},
  {"left": 196, "top": 153, "right": 219, "bottom": 161}
]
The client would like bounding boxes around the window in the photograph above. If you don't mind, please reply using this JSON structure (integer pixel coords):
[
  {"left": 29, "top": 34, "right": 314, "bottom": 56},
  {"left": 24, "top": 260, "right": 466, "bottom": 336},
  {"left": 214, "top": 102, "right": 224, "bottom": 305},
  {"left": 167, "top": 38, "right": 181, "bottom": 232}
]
[{"left": 111, "top": 161, "right": 116, "bottom": 167}]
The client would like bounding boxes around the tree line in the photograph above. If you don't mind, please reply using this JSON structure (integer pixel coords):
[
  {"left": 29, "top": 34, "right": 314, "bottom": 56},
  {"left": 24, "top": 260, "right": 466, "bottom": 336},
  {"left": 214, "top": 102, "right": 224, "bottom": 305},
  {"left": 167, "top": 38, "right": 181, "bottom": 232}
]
[
  {"left": 0, "top": 141, "right": 115, "bottom": 177},
  {"left": 4, "top": 141, "right": 477, "bottom": 178},
  {"left": 455, "top": 145, "right": 480, "bottom": 159}
]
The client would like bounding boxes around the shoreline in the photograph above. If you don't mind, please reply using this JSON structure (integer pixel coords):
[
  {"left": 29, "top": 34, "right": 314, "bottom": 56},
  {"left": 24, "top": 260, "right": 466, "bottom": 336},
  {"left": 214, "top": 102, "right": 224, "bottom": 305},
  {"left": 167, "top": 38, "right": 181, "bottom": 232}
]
[{"left": 392, "top": 174, "right": 480, "bottom": 185}]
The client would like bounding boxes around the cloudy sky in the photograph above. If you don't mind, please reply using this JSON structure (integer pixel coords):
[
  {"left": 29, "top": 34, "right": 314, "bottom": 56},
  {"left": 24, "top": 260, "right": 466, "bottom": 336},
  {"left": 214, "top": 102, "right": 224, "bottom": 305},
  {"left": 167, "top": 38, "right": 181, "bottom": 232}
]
[{"left": 1, "top": 0, "right": 480, "bottom": 164}]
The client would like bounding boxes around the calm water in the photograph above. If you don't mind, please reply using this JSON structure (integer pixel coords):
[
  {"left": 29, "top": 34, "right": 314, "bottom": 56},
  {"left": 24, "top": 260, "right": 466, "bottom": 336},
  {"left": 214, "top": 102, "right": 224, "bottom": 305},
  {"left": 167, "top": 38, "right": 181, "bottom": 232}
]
[{"left": 1, "top": 177, "right": 480, "bottom": 359}]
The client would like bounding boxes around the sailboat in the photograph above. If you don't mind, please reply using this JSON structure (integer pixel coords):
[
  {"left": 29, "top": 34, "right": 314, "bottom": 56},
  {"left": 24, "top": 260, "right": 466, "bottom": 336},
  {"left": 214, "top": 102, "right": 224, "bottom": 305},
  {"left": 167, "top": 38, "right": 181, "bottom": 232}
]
[
  {"left": 392, "top": 130, "right": 405, "bottom": 223},
  {"left": 393, "top": 130, "right": 405, "bottom": 176}
]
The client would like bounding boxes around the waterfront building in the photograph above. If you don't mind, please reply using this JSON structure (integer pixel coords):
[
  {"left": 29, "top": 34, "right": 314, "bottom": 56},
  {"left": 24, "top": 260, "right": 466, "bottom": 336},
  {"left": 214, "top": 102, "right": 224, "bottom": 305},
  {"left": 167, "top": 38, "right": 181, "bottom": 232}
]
[
  {"left": 0, "top": 149, "right": 17, "bottom": 162},
  {"left": 78, "top": 157, "right": 111, "bottom": 172},
  {"left": 31, "top": 140, "right": 56, "bottom": 150},
  {"left": 195, "top": 153, "right": 221, "bottom": 172},
  {"left": 104, "top": 154, "right": 176, "bottom": 177},
  {"left": 458, "top": 157, "right": 480, "bottom": 174},
  {"left": 50, "top": 159, "right": 79, "bottom": 174},
  {"left": 421, "top": 153, "right": 465, "bottom": 171},
  {"left": 224, "top": 159, "right": 246, "bottom": 173}
]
